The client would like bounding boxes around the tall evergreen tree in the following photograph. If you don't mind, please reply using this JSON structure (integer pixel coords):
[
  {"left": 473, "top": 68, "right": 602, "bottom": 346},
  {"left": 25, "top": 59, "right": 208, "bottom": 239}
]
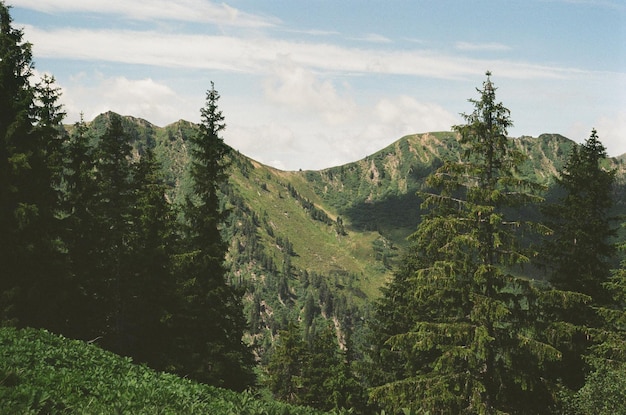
[
  {"left": 125, "top": 145, "right": 178, "bottom": 369},
  {"left": 555, "top": 223, "right": 626, "bottom": 414},
  {"left": 174, "top": 83, "right": 254, "bottom": 390},
  {"left": 267, "top": 322, "right": 366, "bottom": 412},
  {"left": 541, "top": 129, "right": 617, "bottom": 304},
  {"left": 266, "top": 323, "right": 308, "bottom": 405},
  {"left": 538, "top": 130, "right": 619, "bottom": 396},
  {"left": 1, "top": 2, "right": 36, "bottom": 324},
  {"left": 65, "top": 113, "right": 136, "bottom": 349},
  {"left": 26, "top": 74, "right": 68, "bottom": 331},
  {"left": 60, "top": 115, "right": 99, "bottom": 339},
  {"left": 369, "top": 73, "right": 562, "bottom": 414},
  {"left": 300, "top": 323, "right": 365, "bottom": 413},
  {"left": 0, "top": 3, "right": 66, "bottom": 329}
]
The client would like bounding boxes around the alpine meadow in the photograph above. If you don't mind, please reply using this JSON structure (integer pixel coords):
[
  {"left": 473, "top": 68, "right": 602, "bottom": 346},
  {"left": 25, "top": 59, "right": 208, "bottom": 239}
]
[{"left": 2, "top": 3, "right": 626, "bottom": 414}]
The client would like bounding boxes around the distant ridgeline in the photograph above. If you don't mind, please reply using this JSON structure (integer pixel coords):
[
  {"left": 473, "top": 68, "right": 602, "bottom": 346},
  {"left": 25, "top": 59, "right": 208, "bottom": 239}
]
[{"left": 70, "top": 113, "right": 626, "bottom": 357}]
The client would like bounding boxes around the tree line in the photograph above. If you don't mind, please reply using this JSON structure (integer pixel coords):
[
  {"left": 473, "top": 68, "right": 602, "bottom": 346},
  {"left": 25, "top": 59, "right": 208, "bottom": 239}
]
[
  {"left": 0, "top": 3, "right": 253, "bottom": 391},
  {"left": 363, "top": 72, "right": 626, "bottom": 414},
  {"left": 2, "top": 2, "right": 626, "bottom": 412}
]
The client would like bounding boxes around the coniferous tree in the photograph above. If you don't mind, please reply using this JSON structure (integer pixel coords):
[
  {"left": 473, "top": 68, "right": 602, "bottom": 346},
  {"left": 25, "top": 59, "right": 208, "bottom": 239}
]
[
  {"left": 125, "top": 145, "right": 178, "bottom": 369},
  {"left": 539, "top": 130, "right": 621, "bottom": 399},
  {"left": 362, "top": 251, "right": 425, "bottom": 393},
  {"left": 370, "top": 72, "right": 562, "bottom": 414},
  {"left": 61, "top": 115, "right": 98, "bottom": 339},
  {"left": 541, "top": 129, "right": 617, "bottom": 304},
  {"left": 266, "top": 323, "right": 307, "bottom": 404},
  {"left": 300, "top": 323, "right": 365, "bottom": 412},
  {"left": 267, "top": 322, "right": 366, "bottom": 412},
  {"left": 62, "top": 113, "right": 137, "bottom": 350},
  {"left": 174, "top": 83, "right": 254, "bottom": 390},
  {"left": 0, "top": 4, "right": 66, "bottom": 328},
  {"left": 26, "top": 74, "right": 68, "bottom": 331},
  {"left": 555, "top": 225, "right": 626, "bottom": 414}
]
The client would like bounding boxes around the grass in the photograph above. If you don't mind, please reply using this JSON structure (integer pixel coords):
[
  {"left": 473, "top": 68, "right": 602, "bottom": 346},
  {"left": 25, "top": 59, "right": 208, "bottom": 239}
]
[{"left": 227, "top": 155, "right": 394, "bottom": 297}]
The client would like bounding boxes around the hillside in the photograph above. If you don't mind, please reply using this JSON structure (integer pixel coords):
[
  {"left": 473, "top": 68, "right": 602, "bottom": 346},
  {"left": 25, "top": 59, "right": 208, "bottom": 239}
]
[
  {"left": 79, "top": 113, "right": 626, "bottom": 357},
  {"left": 0, "top": 327, "right": 331, "bottom": 414}
]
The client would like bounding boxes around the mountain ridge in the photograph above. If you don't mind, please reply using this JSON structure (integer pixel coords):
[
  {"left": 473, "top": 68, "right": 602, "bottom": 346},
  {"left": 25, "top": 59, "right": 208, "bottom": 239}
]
[
  {"left": 70, "top": 113, "right": 626, "bottom": 359},
  {"left": 78, "top": 112, "right": 626, "bottom": 276},
  {"left": 83, "top": 111, "right": 626, "bottom": 173}
]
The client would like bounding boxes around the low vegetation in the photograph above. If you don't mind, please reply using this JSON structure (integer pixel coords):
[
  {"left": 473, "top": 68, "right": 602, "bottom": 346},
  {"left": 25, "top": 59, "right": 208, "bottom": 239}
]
[{"left": 0, "top": 327, "right": 334, "bottom": 415}]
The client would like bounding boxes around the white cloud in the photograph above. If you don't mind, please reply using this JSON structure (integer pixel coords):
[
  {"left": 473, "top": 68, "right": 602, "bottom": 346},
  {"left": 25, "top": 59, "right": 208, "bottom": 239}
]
[
  {"left": 353, "top": 33, "right": 393, "bottom": 43},
  {"left": 456, "top": 41, "right": 511, "bottom": 52},
  {"left": 374, "top": 96, "right": 460, "bottom": 134},
  {"left": 263, "top": 58, "right": 357, "bottom": 124},
  {"left": 233, "top": 96, "right": 459, "bottom": 170},
  {"left": 11, "top": 0, "right": 278, "bottom": 27},
  {"left": 21, "top": 25, "right": 584, "bottom": 81},
  {"left": 59, "top": 75, "right": 192, "bottom": 126},
  {"left": 596, "top": 112, "right": 626, "bottom": 157},
  {"left": 226, "top": 122, "right": 297, "bottom": 170}
]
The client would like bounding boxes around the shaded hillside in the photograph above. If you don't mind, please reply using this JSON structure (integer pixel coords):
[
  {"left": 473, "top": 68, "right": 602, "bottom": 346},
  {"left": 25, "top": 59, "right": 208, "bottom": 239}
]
[
  {"left": 72, "top": 114, "right": 626, "bottom": 357},
  {"left": 301, "top": 132, "right": 580, "bottom": 243},
  {"left": 81, "top": 113, "right": 626, "bottom": 286}
]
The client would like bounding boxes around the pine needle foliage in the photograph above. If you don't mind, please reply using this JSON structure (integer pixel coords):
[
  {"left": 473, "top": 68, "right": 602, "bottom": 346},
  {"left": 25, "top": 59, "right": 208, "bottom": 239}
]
[
  {"left": 541, "top": 129, "right": 617, "bottom": 304},
  {"left": 174, "top": 82, "right": 255, "bottom": 390},
  {"left": 370, "top": 73, "right": 564, "bottom": 414}
]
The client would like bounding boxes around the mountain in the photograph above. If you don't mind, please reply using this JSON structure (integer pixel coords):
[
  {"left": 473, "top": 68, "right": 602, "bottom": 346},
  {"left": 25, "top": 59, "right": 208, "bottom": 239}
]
[{"left": 81, "top": 113, "right": 626, "bottom": 353}]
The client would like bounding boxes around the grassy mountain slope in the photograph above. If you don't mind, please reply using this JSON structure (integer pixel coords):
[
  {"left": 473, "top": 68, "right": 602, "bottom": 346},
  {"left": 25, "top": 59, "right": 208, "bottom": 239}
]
[
  {"left": 0, "top": 327, "right": 331, "bottom": 414},
  {"left": 84, "top": 113, "right": 626, "bottom": 294},
  {"left": 78, "top": 114, "right": 626, "bottom": 355}
]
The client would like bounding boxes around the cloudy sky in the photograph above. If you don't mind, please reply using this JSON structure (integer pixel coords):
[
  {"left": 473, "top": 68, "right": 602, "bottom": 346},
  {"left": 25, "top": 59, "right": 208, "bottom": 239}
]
[{"left": 10, "top": 0, "right": 626, "bottom": 170}]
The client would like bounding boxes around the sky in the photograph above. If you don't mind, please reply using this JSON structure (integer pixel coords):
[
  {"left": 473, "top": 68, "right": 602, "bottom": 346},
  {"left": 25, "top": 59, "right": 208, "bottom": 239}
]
[{"left": 9, "top": 0, "right": 626, "bottom": 170}]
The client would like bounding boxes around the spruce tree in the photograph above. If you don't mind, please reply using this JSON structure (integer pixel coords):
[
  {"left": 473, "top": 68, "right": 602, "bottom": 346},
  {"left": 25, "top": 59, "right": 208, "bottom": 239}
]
[
  {"left": 0, "top": 4, "right": 66, "bottom": 329},
  {"left": 125, "top": 145, "right": 178, "bottom": 368},
  {"left": 174, "top": 83, "right": 254, "bottom": 390},
  {"left": 61, "top": 113, "right": 138, "bottom": 350},
  {"left": 61, "top": 115, "right": 99, "bottom": 339},
  {"left": 370, "top": 73, "right": 562, "bottom": 414},
  {"left": 266, "top": 323, "right": 308, "bottom": 404},
  {"left": 541, "top": 129, "right": 617, "bottom": 304},
  {"left": 539, "top": 130, "right": 620, "bottom": 397},
  {"left": 300, "top": 323, "right": 365, "bottom": 412}
]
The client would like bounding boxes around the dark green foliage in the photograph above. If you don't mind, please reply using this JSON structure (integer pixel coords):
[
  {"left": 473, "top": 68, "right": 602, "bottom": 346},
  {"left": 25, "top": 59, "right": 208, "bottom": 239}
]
[
  {"left": 558, "top": 360, "right": 626, "bottom": 415},
  {"left": 541, "top": 129, "right": 617, "bottom": 303},
  {"left": 360, "top": 253, "right": 425, "bottom": 393},
  {"left": 369, "top": 73, "right": 562, "bottom": 414},
  {"left": 537, "top": 131, "right": 621, "bottom": 394},
  {"left": 0, "top": 4, "right": 67, "bottom": 330},
  {"left": 3, "top": 6, "right": 626, "bottom": 411},
  {"left": 174, "top": 83, "right": 255, "bottom": 390},
  {"left": 266, "top": 323, "right": 366, "bottom": 413},
  {"left": 59, "top": 115, "right": 97, "bottom": 338},
  {"left": 89, "top": 113, "right": 136, "bottom": 349},
  {"left": 1, "top": 12, "right": 258, "bottom": 392},
  {"left": 266, "top": 323, "right": 308, "bottom": 404},
  {"left": 124, "top": 145, "right": 178, "bottom": 369},
  {"left": 0, "top": 327, "right": 333, "bottom": 415}
]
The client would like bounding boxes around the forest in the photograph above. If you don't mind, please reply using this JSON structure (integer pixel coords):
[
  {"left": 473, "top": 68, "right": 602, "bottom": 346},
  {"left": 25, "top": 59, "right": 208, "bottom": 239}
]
[{"left": 2, "top": 3, "right": 626, "bottom": 414}]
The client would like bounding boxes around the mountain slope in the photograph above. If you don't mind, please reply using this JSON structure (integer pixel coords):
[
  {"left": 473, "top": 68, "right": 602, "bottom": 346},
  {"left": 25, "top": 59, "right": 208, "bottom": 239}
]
[
  {"left": 85, "top": 112, "right": 626, "bottom": 284},
  {"left": 77, "top": 114, "right": 626, "bottom": 354}
]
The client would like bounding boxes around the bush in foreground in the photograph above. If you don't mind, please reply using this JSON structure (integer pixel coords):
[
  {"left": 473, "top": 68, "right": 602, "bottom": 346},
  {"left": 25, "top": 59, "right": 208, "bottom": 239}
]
[{"left": 0, "top": 327, "right": 333, "bottom": 414}]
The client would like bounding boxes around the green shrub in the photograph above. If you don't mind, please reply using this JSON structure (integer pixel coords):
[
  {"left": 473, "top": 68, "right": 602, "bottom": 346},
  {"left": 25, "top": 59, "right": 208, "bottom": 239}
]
[{"left": 0, "top": 327, "right": 332, "bottom": 414}]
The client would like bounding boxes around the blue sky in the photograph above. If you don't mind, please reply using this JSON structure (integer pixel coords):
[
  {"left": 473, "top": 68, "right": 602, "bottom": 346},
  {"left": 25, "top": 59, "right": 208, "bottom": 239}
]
[{"left": 9, "top": 0, "right": 626, "bottom": 170}]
